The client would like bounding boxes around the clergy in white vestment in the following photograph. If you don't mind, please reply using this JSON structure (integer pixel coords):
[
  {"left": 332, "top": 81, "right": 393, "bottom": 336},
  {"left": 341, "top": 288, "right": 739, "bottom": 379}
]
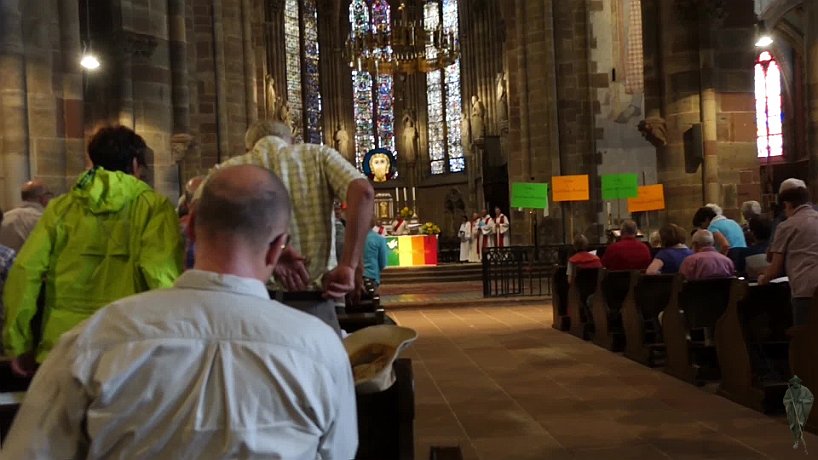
[
  {"left": 494, "top": 207, "right": 510, "bottom": 247},
  {"left": 469, "top": 212, "right": 481, "bottom": 262},
  {"left": 372, "top": 223, "right": 387, "bottom": 237},
  {"left": 458, "top": 215, "right": 472, "bottom": 262},
  {"left": 391, "top": 216, "right": 409, "bottom": 235},
  {"left": 479, "top": 209, "right": 495, "bottom": 253}
]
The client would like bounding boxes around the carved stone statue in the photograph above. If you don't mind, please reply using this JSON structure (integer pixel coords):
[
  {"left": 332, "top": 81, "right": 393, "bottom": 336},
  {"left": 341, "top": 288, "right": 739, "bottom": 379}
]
[
  {"left": 637, "top": 116, "right": 668, "bottom": 148},
  {"left": 277, "top": 100, "right": 294, "bottom": 133},
  {"left": 265, "top": 75, "right": 277, "bottom": 119},
  {"left": 334, "top": 125, "right": 351, "bottom": 161},
  {"left": 496, "top": 72, "right": 508, "bottom": 131},
  {"left": 401, "top": 108, "right": 419, "bottom": 164},
  {"left": 460, "top": 113, "right": 472, "bottom": 156},
  {"left": 470, "top": 95, "right": 485, "bottom": 141}
]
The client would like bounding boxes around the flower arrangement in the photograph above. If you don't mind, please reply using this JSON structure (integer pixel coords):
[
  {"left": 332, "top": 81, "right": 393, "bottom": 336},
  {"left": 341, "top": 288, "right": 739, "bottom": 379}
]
[
  {"left": 419, "top": 222, "right": 441, "bottom": 235},
  {"left": 399, "top": 207, "right": 414, "bottom": 218}
]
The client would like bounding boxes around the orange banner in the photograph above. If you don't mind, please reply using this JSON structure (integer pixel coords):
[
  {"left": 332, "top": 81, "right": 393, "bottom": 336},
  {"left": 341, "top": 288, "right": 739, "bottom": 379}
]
[
  {"left": 627, "top": 184, "right": 665, "bottom": 212},
  {"left": 552, "top": 175, "right": 590, "bottom": 202}
]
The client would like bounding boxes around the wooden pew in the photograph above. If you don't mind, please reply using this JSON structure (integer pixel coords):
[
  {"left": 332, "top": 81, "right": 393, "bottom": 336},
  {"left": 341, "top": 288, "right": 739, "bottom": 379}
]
[
  {"left": 567, "top": 268, "right": 600, "bottom": 340},
  {"left": 356, "top": 358, "right": 414, "bottom": 460},
  {"left": 551, "top": 266, "right": 570, "bottom": 331},
  {"left": 716, "top": 280, "right": 792, "bottom": 413},
  {"left": 662, "top": 277, "right": 734, "bottom": 384},
  {"left": 621, "top": 274, "right": 676, "bottom": 367},
  {"left": 591, "top": 270, "right": 638, "bottom": 351},
  {"left": 339, "top": 281, "right": 386, "bottom": 333},
  {"left": 0, "top": 358, "right": 31, "bottom": 443},
  {"left": 789, "top": 288, "right": 818, "bottom": 434}
]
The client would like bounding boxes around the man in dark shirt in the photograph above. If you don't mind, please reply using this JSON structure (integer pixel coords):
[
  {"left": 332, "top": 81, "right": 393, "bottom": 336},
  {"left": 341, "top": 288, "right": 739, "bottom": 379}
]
[{"left": 601, "top": 220, "right": 651, "bottom": 270}]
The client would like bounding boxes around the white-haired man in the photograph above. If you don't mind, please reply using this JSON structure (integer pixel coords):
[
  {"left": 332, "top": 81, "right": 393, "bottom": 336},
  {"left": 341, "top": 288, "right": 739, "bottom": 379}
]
[{"left": 679, "top": 230, "right": 735, "bottom": 280}]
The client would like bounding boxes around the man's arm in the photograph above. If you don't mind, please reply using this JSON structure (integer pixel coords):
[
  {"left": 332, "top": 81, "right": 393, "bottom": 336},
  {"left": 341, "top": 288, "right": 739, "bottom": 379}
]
[
  {"left": 137, "top": 196, "right": 184, "bottom": 290},
  {"left": 712, "top": 231, "right": 731, "bottom": 255},
  {"left": 3, "top": 212, "right": 54, "bottom": 360},
  {"left": 323, "top": 179, "right": 374, "bottom": 298},
  {"left": 757, "top": 252, "right": 784, "bottom": 285},
  {"left": 317, "top": 344, "right": 358, "bottom": 459},
  {"left": 0, "top": 336, "right": 89, "bottom": 458}
]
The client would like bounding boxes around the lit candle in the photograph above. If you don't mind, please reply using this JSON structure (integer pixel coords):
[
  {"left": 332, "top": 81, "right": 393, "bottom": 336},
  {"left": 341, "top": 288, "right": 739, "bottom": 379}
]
[
  {"left": 395, "top": 187, "right": 400, "bottom": 207},
  {"left": 606, "top": 202, "right": 611, "bottom": 216},
  {"left": 412, "top": 187, "right": 416, "bottom": 203},
  {"left": 403, "top": 187, "right": 408, "bottom": 202}
]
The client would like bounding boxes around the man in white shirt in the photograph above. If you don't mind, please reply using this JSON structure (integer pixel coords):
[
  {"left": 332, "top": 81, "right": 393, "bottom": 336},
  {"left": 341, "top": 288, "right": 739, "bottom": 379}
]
[
  {"left": 0, "top": 180, "right": 53, "bottom": 251},
  {"left": 494, "top": 206, "right": 510, "bottom": 248},
  {"left": 1, "top": 165, "right": 358, "bottom": 459}
]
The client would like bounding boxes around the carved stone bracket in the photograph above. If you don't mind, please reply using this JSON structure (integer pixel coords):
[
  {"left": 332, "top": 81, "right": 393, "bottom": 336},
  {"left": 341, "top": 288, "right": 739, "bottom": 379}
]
[
  {"left": 637, "top": 117, "right": 668, "bottom": 148},
  {"left": 171, "top": 133, "right": 194, "bottom": 162}
]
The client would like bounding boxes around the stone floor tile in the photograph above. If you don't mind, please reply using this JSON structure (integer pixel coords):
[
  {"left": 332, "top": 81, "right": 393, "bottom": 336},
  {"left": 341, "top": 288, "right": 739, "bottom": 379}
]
[{"left": 470, "top": 434, "right": 570, "bottom": 460}]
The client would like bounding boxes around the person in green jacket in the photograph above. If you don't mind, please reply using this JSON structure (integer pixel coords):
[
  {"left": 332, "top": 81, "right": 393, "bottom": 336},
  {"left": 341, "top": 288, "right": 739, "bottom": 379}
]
[{"left": 3, "top": 126, "right": 183, "bottom": 374}]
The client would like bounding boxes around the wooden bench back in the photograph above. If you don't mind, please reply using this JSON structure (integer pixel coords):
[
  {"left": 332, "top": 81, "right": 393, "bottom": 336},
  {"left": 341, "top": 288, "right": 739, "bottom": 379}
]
[
  {"left": 634, "top": 274, "right": 676, "bottom": 320},
  {"left": 678, "top": 278, "right": 734, "bottom": 329}
]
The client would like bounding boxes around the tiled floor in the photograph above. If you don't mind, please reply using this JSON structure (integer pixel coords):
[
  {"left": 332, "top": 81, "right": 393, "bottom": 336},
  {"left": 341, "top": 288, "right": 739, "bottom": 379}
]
[
  {"left": 391, "top": 304, "right": 818, "bottom": 460},
  {"left": 381, "top": 281, "right": 548, "bottom": 309}
]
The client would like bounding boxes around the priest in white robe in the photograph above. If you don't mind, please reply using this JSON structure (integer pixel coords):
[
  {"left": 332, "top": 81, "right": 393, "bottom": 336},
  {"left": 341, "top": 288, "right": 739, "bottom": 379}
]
[
  {"left": 391, "top": 216, "right": 409, "bottom": 235},
  {"left": 494, "top": 207, "right": 510, "bottom": 247},
  {"left": 479, "top": 209, "right": 495, "bottom": 253},
  {"left": 458, "top": 216, "right": 472, "bottom": 262},
  {"left": 469, "top": 212, "right": 481, "bottom": 262}
]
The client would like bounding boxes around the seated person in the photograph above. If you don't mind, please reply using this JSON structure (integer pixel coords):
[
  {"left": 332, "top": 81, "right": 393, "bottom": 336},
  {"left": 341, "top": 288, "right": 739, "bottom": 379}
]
[
  {"left": 734, "top": 216, "right": 772, "bottom": 279},
  {"left": 692, "top": 204, "right": 746, "bottom": 255},
  {"left": 679, "top": 230, "right": 735, "bottom": 280},
  {"left": 567, "top": 233, "right": 602, "bottom": 283},
  {"left": 600, "top": 220, "right": 652, "bottom": 270},
  {"left": 1, "top": 165, "right": 358, "bottom": 459},
  {"left": 645, "top": 223, "right": 693, "bottom": 275},
  {"left": 740, "top": 200, "right": 762, "bottom": 245}
]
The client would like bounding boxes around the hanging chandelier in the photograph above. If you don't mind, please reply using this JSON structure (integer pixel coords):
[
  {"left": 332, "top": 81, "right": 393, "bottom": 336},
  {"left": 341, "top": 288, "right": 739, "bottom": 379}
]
[{"left": 345, "top": 1, "right": 460, "bottom": 75}]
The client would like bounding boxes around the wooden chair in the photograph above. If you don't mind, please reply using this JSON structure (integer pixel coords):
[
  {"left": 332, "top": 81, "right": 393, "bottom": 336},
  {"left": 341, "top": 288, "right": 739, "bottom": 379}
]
[
  {"left": 662, "top": 277, "right": 734, "bottom": 384},
  {"left": 621, "top": 274, "right": 676, "bottom": 367},
  {"left": 789, "top": 287, "right": 818, "bottom": 434},
  {"left": 356, "top": 358, "right": 415, "bottom": 460},
  {"left": 567, "top": 268, "right": 600, "bottom": 340},
  {"left": 716, "top": 280, "right": 792, "bottom": 413},
  {"left": 551, "top": 266, "right": 570, "bottom": 331},
  {"left": 591, "top": 270, "right": 638, "bottom": 351}
]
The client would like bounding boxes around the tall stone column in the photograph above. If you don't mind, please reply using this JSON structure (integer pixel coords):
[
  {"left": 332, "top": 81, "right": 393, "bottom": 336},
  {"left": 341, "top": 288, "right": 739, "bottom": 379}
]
[
  {"left": 0, "top": 0, "right": 31, "bottom": 210},
  {"left": 808, "top": 2, "right": 818, "bottom": 197},
  {"left": 698, "top": 12, "right": 719, "bottom": 205}
]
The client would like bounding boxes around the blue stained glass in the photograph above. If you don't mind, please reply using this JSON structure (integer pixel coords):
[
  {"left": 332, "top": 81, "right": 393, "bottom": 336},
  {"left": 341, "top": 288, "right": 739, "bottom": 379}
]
[
  {"left": 302, "top": 0, "right": 323, "bottom": 144},
  {"left": 284, "top": 0, "right": 304, "bottom": 142}
]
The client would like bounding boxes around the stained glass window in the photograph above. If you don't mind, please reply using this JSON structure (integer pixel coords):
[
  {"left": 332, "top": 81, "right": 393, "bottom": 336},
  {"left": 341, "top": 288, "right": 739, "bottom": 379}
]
[
  {"left": 426, "top": 0, "right": 463, "bottom": 175},
  {"left": 283, "top": 0, "right": 323, "bottom": 144},
  {"left": 349, "top": 0, "right": 395, "bottom": 170},
  {"left": 754, "top": 51, "right": 783, "bottom": 158}
]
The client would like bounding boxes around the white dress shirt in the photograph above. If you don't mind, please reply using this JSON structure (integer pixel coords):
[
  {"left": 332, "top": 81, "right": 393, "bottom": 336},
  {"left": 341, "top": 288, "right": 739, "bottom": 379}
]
[
  {"left": 0, "top": 202, "right": 44, "bottom": 252},
  {"left": 1, "top": 270, "right": 358, "bottom": 460}
]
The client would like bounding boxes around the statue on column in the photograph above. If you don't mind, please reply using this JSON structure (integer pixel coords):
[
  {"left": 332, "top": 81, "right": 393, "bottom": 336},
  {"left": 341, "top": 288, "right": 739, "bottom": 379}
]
[
  {"left": 401, "top": 108, "right": 419, "bottom": 164},
  {"left": 496, "top": 72, "right": 509, "bottom": 133},
  {"left": 470, "top": 95, "right": 485, "bottom": 141},
  {"left": 334, "top": 125, "right": 351, "bottom": 161},
  {"left": 265, "top": 75, "right": 277, "bottom": 119},
  {"left": 277, "top": 100, "right": 296, "bottom": 137},
  {"left": 460, "top": 113, "right": 472, "bottom": 157}
]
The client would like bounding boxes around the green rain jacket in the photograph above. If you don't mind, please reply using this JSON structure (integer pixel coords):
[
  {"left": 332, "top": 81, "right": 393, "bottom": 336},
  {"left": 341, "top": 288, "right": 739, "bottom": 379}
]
[{"left": 3, "top": 168, "right": 183, "bottom": 361}]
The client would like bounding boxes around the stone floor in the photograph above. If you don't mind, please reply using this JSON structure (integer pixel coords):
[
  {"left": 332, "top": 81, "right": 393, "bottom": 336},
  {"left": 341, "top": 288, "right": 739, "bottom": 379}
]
[
  {"left": 390, "top": 304, "right": 818, "bottom": 460},
  {"left": 381, "top": 281, "right": 549, "bottom": 309}
]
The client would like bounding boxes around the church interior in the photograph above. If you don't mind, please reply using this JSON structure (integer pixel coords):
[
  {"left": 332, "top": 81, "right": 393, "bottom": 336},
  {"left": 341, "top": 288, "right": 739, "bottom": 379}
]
[{"left": 2, "top": 0, "right": 818, "bottom": 458}]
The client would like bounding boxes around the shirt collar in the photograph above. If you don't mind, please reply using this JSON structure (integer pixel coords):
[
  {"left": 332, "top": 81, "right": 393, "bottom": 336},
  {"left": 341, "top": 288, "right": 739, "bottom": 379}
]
[
  {"left": 698, "top": 246, "right": 717, "bottom": 253},
  {"left": 20, "top": 201, "right": 44, "bottom": 212},
  {"left": 174, "top": 269, "right": 270, "bottom": 300}
]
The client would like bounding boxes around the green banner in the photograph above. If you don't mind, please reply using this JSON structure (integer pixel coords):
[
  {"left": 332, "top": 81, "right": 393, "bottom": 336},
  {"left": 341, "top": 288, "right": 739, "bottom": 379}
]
[
  {"left": 511, "top": 182, "right": 549, "bottom": 209},
  {"left": 601, "top": 173, "right": 639, "bottom": 200},
  {"left": 386, "top": 237, "right": 400, "bottom": 266}
]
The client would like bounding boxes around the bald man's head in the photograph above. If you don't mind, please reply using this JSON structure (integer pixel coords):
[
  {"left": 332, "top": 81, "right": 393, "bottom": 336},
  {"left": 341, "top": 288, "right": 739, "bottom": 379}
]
[
  {"left": 21, "top": 180, "right": 52, "bottom": 205},
  {"left": 195, "top": 165, "right": 291, "bottom": 249}
]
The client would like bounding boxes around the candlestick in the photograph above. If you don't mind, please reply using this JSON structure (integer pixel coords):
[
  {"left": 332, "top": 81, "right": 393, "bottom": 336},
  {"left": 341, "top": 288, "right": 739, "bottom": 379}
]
[
  {"left": 403, "top": 187, "right": 408, "bottom": 202},
  {"left": 412, "top": 186, "right": 416, "bottom": 203},
  {"left": 395, "top": 187, "right": 400, "bottom": 208}
]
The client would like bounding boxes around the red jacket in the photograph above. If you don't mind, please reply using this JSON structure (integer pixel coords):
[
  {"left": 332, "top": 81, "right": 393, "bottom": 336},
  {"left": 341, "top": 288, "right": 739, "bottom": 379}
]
[
  {"left": 601, "top": 236, "right": 651, "bottom": 270},
  {"left": 568, "top": 251, "right": 602, "bottom": 270}
]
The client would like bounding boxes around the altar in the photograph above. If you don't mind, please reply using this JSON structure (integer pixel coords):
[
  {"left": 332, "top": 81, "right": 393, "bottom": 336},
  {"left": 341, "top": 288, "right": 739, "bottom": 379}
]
[{"left": 386, "top": 235, "right": 438, "bottom": 267}]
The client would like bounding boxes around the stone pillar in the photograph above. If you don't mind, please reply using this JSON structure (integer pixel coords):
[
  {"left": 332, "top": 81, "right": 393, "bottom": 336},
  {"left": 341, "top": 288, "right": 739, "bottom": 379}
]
[
  {"left": 241, "top": 0, "right": 257, "bottom": 126},
  {"left": 698, "top": 13, "right": 720, "bottom": 205},
  {"left": 58, "top": 0, "right": 86, "bottom": 183},
  {"left": 168, "top": 0, "right": 190, "bottom": 135},
  {"left": 808, "top": 1, "right": 818, "bottom": 197},
  {"left": 0, "top": 0, "right": 31, "bottom": 210}
]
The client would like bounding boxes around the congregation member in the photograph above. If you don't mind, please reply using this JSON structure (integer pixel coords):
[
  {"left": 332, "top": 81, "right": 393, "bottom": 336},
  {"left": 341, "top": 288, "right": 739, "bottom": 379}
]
[
  {"left": 458, "top": 215, "right": 472, "bottom": 263},
  {"left": 363, "top": 219, "right": 389, "bottom": 295},
  {"left": 469, "top": 212, "right": 482, "bottom": 260},
  {"left": 179, "top": 175, "right": 204, "bottom": 269},
  {"left": 758, "top": 178, "right": 818, "bottom": 325},
  {"left": 3, "top": 126, "right": 183, "bottom": 375},
  {"left": 494, "top": 206, "right": 510, "bottom": 247},
  {"left": 734, "top": 216, "right": 772, "bottom": 278},
  {"left": 477, "top": 208, "right": 495, "bottom": 253},
  {"left": 0, "top": 212, "right": 16, "bottom": 342},
  {"left": 740, "top": 200, "right": 762, "bottom": 244},
  {"left": 600, "top": 220, "right": 651, "bottom": 270},
  {"left": 566, "top": 233, "right": 601, "bottom": 284},
  {"left": 679, "top": 230, "right": 735, "bottom": 280},
  {"left": 207, "top": 120, "right": 374, "bottom": 334},
  {"left": 0, "top": 180, "right": 53, "bottom": 252},
  {"left": 645, "top": 223, "right": 693, "bottom": 275},
  {"left": 0, "top": 165, "right": 358, "bottom": 459},
  {"left": 692, "top": 204, "right": 746, "bottom": 254}
]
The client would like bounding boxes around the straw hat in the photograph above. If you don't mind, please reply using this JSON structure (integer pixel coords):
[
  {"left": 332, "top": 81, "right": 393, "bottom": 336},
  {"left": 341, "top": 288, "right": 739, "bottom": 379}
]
[{"left": 344, "top": 325, "right": 418, "bottom": 394}]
